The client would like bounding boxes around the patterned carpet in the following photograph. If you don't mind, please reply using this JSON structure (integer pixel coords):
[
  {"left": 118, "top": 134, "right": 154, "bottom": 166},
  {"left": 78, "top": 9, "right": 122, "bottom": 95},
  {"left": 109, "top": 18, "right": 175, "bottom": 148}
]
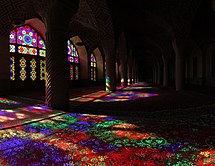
[
  {"left": 0, "top": 83, "right": 214, "bottom": 165},
  {"left": 0, "top": 107, "right": 215, "bottom": 165}
]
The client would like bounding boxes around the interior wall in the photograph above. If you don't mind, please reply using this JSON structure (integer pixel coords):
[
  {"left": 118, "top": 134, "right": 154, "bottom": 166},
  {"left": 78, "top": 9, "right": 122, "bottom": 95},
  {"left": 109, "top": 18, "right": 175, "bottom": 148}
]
[
  {"left": 25, "top": 18, "right": 46, "bottom": 40},
  {"left": 187, "top": 45, "right": 203, "bottom": 85},
  {"left": 70, "top": 36, "right": 89, "bottom": 86},
  {"left": 205, "top": 44, "right": 215, "bottom": 86},
  {"left": 93, "top": 48, "right": 104, "bottom": 85}
]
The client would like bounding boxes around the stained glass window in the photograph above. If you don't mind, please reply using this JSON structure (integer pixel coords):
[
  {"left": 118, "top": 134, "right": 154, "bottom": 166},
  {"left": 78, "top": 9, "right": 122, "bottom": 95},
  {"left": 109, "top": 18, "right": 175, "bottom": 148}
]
[
  {"left": 10, "top": 45, "right": 16, "bottom": 53},
  {"left": 10, "top": 57, "right": 15, "bottom": 80},
  {"left": 30, "top": 59, "right": 37, "bottom": 81},
  {"left": 68, "top": 40, "right": 79, "bottom": 80},
  {"left": 17, "top": 26, "right": 37, "bottom": 47},
  {"left": 38, "top": 35, "right": 46, "bottom": 49},
  {"left": 9, "top": 26, "right": 80, "bottom": 82},
  {"left": 40, "top": 60, "right": 46, "bottom": 80},
  {"left": 9, "top": 29, "right": 16, "bottom": 44},
  {"left": 9, "top": 25, "right": 46, "bottom": 82},
  {"left": 20, "top": 57, "right": 26, "bottom": 81},
  {"left": 18, "top": 46, "right": 37, "bottom": 55},
  {"left": 70, "top": 65, "right": 74, "bottom": 80},
  {"left": 90, "top": 53, "right": 96, "bottom": 81}
]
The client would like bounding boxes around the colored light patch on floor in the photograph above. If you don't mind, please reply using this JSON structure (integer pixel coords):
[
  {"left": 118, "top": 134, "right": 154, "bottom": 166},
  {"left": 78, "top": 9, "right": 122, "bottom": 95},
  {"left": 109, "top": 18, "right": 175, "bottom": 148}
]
[
  {"left": 0, "top": 112, "right": 214, "bottom": 165},
  {"left": 133, "top": 82, "right": 149, "bottom": 87},
  {"left": 0, "top": 98, "right": 21, "bottom": 105},
  {"left": 0, "top": 104, "right": 65, "bottom": 129},
  {"left": 123, "top": 86, "right": 153, "bottom": 90},
  {"left": 70, "top": 91, "right": 109, "bottom": 102},
  {"left": 93, "top": 91, "right": 159, "bottom": 102},
  {"left": 0, "top": 113, "right": 171, "bottom": 165}
]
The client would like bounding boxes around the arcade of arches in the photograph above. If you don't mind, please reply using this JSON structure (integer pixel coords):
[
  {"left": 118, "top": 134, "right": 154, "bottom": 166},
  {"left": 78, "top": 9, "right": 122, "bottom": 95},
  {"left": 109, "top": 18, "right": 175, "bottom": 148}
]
[{"left": 0, "top": 0, "right": 215, "bottom": 165}]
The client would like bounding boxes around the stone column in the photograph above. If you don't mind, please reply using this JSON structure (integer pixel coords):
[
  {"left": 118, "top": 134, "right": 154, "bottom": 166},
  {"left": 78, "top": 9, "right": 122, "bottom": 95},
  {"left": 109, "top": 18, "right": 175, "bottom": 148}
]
[
  {"left": 128, "top": 64, "right": 133, "bottom": 85},
  {"left": 132, "top": 59, "right": 136, "bottom": 84},
  {"left": 153, "top": 66, "right": 155, "bottom": 84},
  {"left": 153, "top": 65, "right": 157, "bottom": 84},
  {"left": 116, "top": 61, "right": 120, "bottom": 84},
  {"left": 44, "top": 0, "right": 79, "bottom": 110},
  {"left": 119, "top": 62, "right": 128, "bottom": 87},
  {"left": 163, "top": 57, "right": 168, "bottom": 87},
  {"left": 172, "top": 39, "right": 184, "bottom": 91},
  {"left": 127, "top": 50, "right": 133, "bottom": 85},
  {"left": 0, "top": 35, "right": 10, "bottom": 95},
  {"left": 157, "top": 62, "right": 161, "bottom": 85},
  {"left": 103, "top": 40, "right": 116, "bottom": 92},
  {"left": 118, "top": 33, "right": 128, "bottom": 87}
]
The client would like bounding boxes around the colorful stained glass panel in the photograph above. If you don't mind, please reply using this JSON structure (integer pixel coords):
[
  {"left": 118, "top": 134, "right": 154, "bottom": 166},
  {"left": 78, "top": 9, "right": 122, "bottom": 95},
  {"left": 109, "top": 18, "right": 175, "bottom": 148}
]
[
  {"left": 10, "top": 29, "right": 17, "bottom": 44},
  {"left": 9, "top": 45, "right": 15, "bottom": 53},
  {"left": 38, "top": 35, "right": 46, "bottom": 49},
  {"left": 20, "top": 57, "right": 26, "bottom": 81},
  {"left": 18, "top": 46, "right": 37, "bottom": 55},
  {"left": 91, "top": 68, "right": 94, "bottom": 81},
  {"left": 68, "top": 56, "right": 74, "bottom": 62},
  {"left": 30, "top": 59, "right": 37, "bottom": 81},
  {"left": 70, "top": 65, "right": 74, "bottom": 80},
  {"left": 91, "top": 53, "right": 96, "bottom": 62},
  {"left": 17, "top": 26, "right": 37, "bottom": 47},
  {"left": 39, "top": 50, "right": 46, "bottom": 57},
  {"left": 10, "top": 57, "right": 15, "bottom": 80},
  {"left": 74, "top": 58, "right": 79, "bottom": 63},
  {"left": 75, "top": 65, "right": 79, "bottom": 80},
  {"left": 67, "top": 40, "right": 72, "bottom": 55},
  {"left": 40, "top": 60, "right": 46, "bottom": 80}
]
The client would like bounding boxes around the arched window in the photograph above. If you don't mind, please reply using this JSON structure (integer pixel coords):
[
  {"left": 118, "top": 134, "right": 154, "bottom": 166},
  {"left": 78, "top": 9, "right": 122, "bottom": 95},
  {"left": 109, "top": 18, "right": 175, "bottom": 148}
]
[
  {"left": 9, "top": 25, "right": 46, "bottom": 81},
  {"left": 90, "top": 53, "right": 96, "bottom": 81},
  {"left": 67, "top": 40, "right": 79, "bottom": 80},
  {"left": 10, "top": 25, "right": 79, "bottom": 82}
]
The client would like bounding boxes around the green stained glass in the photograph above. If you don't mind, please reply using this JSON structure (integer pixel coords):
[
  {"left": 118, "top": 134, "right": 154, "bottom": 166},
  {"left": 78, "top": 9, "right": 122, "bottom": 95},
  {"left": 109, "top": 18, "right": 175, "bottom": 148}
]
[{"left": 30, "top": 58, "right": 37, "bottom": 81}]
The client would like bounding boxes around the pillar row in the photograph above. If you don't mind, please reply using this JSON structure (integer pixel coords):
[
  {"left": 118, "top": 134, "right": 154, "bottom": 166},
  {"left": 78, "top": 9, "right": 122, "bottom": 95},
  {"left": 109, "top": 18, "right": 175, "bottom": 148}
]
[
  {"left": 44, "top": 0, "right": 79, "bottom": 110},
  {"left": 103, "top": 40, "right": 116, "bottom": 92},
  {"left": 119, "top": 62, "right": 128, "bottom": 87},
  {"left": 173, "top": 39, "right": 185, "bottom": 91},
  {"left": 163, "top": 58, "right": 168, "bottom": 87}
]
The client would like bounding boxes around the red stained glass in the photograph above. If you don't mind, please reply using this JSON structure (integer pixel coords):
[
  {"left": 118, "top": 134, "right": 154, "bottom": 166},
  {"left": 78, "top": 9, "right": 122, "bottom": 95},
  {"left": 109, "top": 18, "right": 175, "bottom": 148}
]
[{"left": 18, "top": 46, "right": 37, "bottom": 55}]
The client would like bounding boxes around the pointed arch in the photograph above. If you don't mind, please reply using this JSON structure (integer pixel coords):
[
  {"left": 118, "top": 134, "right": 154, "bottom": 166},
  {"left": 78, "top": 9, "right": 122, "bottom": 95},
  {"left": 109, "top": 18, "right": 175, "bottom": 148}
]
[
  {"left": 90, "top": 52, "right": 97, "bottom": 81},
  {"left": 9, "top": 25, "right": 46, "bottom": 81},
  {"left": 67, "top": 40, "right": 80, "bottom": 80}
]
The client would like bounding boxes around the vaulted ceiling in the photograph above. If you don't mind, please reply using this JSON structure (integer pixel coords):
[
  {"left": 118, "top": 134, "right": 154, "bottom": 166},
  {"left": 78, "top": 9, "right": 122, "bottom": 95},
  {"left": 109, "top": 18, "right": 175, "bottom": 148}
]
[
  {"left": 1, "top": 0, "right": 215, "bottom": 72},
  {"left": 108, "top": 0, "right": 215, "bottom": 71}
]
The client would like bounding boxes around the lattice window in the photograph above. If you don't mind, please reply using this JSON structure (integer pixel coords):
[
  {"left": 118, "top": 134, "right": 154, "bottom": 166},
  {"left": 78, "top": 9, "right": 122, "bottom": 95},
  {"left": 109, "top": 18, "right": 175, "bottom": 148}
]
[
  {"left": 67, "top": 40, "right": 79, "bottom": 80},
  {"left": 90, "top": 53, "right": 97, "bottom": 81},
  {"left": 9, "top": 25, "right": 46, "bottom": 81},
  {"left": 10, "top": 57, "right": 15, "bottom": 80}
]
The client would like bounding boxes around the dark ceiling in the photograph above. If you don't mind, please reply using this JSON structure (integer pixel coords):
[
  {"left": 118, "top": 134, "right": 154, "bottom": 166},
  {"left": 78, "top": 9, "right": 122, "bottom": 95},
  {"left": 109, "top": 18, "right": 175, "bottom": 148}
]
[{"left": 107, "top": 0, "right": 215, "bottom": 72}]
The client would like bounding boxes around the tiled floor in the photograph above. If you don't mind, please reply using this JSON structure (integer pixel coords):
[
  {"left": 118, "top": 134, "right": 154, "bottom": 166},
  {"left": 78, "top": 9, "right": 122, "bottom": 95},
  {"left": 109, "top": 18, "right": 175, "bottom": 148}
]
[{"left": 0, "top": 83, "right": 215, "bottom": 165}]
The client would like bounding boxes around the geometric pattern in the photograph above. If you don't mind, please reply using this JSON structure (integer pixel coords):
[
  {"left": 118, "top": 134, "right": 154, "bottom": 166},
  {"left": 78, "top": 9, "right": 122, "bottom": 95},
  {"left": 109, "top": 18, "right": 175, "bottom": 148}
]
[{"left": 9, "top": 25, "right": 46, "bottom": 81}]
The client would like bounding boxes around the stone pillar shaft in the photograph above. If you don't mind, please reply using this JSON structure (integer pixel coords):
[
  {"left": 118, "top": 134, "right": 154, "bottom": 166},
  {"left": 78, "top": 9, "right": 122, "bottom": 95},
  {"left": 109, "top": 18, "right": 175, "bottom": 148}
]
[
  {"left": 45, "top": 32, "right": 70, "bottom": 110},
  {"left": 119, "top": 62, "right": 128, "bottom": 87},
  {"left": 103, "top": 40, "right": 116, "bottom": 92},
  {"left": 44, "top": 0, "right": 79, "bottom": 110},
  {"left": 163, "top": 59, "right": 168, "bottom": 87},
  {"left": 0, "top": 35, "right": 10, "bottom": 95},
  {"left": 173, "top": 40, "right": 184, "bottom": 91}
]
